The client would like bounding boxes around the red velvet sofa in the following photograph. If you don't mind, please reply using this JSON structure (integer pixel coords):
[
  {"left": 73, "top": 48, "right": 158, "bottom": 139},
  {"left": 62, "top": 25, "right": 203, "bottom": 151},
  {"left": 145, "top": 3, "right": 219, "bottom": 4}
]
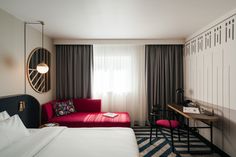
[{"left": 41, "top": 99, "right": 131, "bottom": 127}]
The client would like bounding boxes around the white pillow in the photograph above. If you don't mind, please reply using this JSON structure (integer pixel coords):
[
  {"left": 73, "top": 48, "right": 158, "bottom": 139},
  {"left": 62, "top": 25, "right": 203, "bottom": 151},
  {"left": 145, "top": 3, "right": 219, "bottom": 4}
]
[
  {"left": 0, "top": 111, "right": 10, "bottom": 121},
  {"left": 0, "top": 114, "right": 30, "bottom": 150}
]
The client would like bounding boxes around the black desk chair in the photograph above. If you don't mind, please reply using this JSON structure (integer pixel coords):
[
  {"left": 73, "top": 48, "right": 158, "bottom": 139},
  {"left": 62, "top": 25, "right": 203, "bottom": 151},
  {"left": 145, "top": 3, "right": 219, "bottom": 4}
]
[{"left": 149, "top": 109, "right": 181, "bottom": 152}]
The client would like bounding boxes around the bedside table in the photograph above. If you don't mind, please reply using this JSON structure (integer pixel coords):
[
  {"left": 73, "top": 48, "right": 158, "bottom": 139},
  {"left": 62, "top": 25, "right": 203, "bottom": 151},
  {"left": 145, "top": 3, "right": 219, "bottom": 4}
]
[{"left": 39, "top": 123, "right": 59, "bottom": 128}]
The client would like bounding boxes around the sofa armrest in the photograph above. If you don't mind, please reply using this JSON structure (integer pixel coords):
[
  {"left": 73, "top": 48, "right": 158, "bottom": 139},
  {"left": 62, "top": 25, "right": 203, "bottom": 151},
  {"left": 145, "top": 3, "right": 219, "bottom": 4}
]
[
  {"left": 41, "top": 102, "right": 54, "bottom": 124},
  {"left": 73, "top": 99, "right": 101, "bottom": 112}
]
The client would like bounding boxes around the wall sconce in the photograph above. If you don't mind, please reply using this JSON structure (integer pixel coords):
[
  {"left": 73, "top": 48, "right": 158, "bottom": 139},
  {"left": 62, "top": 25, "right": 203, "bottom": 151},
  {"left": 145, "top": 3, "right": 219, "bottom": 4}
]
[
  {"left": 25, "top": 21, "right": 51, "bottom": 93},
  {"left": 37, "top": 63, "right": 49, "bottom": 74},
  {"left": 19, "top": 101, "right": 26, "bottom": 112}
]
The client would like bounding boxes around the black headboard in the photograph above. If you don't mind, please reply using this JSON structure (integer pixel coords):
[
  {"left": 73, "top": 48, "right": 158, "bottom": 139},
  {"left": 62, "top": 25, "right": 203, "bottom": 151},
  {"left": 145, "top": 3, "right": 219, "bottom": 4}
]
[{"left": 0, "top": 94, "right": 40, "bottom": 128}]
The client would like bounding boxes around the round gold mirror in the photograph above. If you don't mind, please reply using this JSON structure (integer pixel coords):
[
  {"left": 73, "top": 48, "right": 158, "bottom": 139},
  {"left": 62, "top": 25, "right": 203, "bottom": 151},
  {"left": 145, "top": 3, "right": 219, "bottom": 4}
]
[{"left": 27, "top": 48, "right": 51, "bottom": 93}]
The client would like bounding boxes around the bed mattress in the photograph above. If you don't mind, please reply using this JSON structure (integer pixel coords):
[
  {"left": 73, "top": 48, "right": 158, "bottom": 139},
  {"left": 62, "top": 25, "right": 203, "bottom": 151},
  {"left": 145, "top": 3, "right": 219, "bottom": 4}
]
[{"left": 0, "top": 127, "right": 139, "bottom": 157}]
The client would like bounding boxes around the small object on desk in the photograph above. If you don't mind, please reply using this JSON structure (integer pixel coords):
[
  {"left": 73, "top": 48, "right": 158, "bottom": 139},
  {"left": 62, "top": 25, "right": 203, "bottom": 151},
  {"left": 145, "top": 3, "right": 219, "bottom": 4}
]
[
  {"left": 183, "top": 100, "right": 192, "bottom": 106},
  {"left": 183, "top": 107, "right": 200, "bottom": 114},
  {"left": 103, "top": 112, "right": 118, "bottom": 118},
  {"left": 40, "top": 123, "right": 59, "bottom": 128},
  {"left": 200, "top": 107, "right": 214, "bottom": 116},
  {"left": 187, "top": 102, "right": 197, "bottom": 107}
]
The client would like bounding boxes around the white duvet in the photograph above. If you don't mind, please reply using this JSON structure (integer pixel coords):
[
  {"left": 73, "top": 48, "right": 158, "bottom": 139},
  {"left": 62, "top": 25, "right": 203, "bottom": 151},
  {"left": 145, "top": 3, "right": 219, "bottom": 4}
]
[{"left": 0, "top": 127, "right": 139, "bottom": 157}]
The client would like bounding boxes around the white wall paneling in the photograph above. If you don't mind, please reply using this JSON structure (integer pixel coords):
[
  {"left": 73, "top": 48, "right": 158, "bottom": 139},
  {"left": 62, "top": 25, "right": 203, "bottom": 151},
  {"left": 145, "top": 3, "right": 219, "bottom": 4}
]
[{"left": 184, "top": 13, "right": 236, "bottom": 156}]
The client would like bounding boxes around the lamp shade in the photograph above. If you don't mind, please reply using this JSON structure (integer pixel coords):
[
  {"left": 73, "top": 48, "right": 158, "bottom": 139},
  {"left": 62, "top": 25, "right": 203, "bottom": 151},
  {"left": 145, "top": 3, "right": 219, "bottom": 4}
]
[{"left": 36, "top": 63, "right": 49, "bottom": 74}]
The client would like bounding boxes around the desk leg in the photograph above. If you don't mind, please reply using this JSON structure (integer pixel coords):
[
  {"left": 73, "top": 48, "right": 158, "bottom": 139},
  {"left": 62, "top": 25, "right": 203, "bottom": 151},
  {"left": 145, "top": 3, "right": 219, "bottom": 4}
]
[
  {"left": 150, "top": 126, "right": 152, "bottom": 144},
  {"left": 210, "top": 122, "right": 213, "bottom": 152},
  {"left": 187, "top": 119, "right": 190, "bottom": 152}
]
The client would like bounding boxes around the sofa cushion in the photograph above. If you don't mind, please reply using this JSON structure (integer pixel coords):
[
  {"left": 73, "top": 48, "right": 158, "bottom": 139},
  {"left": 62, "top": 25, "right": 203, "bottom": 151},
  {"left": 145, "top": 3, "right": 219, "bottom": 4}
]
[
  {"left": 48, "top": 112, "right": 130, "bottom": 127},
  {"left": 53, "top": 100, "right": 75, "bottom": 116},
  {"left": 73, "top": 99, "right": 101, "bottom": 112},
  {"left": 156, "top": 120, "right": 180, "bottom": 129}
]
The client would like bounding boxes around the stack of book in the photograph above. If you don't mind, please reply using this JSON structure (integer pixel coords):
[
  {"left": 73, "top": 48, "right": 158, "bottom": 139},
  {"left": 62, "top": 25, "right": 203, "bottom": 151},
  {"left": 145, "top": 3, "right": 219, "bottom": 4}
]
[{"left": 103, "top": 112, "right": 118, "bottom": 118}]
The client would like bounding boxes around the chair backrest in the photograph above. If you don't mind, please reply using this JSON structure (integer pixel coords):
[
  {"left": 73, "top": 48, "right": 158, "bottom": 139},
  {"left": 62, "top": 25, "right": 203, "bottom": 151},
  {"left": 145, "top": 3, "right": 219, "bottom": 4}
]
[{"left": 151, "top": 104, "right": 176, "bottom": 121}]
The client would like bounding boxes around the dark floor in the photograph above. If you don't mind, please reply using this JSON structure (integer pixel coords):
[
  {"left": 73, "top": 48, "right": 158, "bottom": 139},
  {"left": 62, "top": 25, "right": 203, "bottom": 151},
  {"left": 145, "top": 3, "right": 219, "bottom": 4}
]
[{"left": 133, "top": 126, "right": 221, "bottom": 157}]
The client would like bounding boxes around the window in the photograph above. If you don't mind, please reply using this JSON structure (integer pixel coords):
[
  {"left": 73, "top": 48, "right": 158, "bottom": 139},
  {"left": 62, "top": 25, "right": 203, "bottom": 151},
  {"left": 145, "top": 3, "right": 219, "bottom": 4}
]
[{"left": 94, "top": 55, "right": 132, "bottom": 94}]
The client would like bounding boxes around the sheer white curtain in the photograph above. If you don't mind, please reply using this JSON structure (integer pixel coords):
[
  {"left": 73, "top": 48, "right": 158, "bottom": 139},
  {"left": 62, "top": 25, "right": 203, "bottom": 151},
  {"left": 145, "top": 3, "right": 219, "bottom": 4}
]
[{"left": 93, "top": 45, "right": 147, "bottom": 125}]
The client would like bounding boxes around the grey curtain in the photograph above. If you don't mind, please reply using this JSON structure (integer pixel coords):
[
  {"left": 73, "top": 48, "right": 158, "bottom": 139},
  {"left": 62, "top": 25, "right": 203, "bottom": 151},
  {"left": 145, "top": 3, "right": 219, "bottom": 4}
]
[
  {"left": 145, "top": 45, "right": 183, "bottom": 117},
  {"left": 56, "top": 45, "right": 93, "bottom": 99}
]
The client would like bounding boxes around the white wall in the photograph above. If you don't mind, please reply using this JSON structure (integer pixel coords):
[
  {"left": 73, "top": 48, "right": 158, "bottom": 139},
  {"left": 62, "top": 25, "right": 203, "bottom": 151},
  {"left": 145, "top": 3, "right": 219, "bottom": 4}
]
[
  {"left": 0, "top": 8, "right": 24, "bottom": 96},
  {"left": 0, "top": 8, "right": 56, "bottom": 104},
  {"left": 184, "top": 8, "right": 236, "bottom": 156}
]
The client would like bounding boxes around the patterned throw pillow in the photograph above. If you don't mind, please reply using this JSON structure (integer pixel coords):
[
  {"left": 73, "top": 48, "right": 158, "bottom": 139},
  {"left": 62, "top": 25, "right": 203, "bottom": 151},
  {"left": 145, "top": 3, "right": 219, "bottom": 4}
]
[
  {"left": 54, "top": 102, "right": 69, "bottom": 116},
  {"left": 54, "top": 100, "right": 76, "bottom": 116},
  {"left": 67, "top": 100, "right": 76, "bottom": 113}
]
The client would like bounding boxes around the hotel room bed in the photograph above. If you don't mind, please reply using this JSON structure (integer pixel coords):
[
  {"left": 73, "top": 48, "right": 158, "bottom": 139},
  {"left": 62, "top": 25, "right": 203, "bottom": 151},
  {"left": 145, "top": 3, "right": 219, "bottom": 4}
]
[{"left": 0, "top": 127, "right": 139, "bottom": 157}]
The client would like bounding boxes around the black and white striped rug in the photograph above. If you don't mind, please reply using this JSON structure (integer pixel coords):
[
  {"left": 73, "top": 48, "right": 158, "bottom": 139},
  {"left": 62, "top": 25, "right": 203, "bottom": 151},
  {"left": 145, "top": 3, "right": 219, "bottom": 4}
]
[{"left": 133, "top": 127, "right": 220, "bottom": 157}]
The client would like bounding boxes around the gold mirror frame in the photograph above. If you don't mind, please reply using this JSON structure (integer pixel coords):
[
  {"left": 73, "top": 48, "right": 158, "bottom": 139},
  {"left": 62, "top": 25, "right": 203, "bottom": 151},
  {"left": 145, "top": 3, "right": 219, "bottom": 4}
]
[{"left": 27, "top": 47, "right": 51, "bottom": 93}]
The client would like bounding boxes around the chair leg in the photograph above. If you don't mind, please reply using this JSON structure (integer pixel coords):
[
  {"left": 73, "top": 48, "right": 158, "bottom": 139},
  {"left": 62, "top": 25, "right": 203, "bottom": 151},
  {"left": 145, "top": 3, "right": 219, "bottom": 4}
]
[
  {"left": 170, "top": 129, "right": 174, "bottom": 152},
  {"left": 150, "top": 126, "right": 153, "bottom": 144},
  {"left": 178, "top": 128, "right": 181, "bottom": 142},
  {"left": 156, "top": 127, "right": 158, "bottom": 137}
]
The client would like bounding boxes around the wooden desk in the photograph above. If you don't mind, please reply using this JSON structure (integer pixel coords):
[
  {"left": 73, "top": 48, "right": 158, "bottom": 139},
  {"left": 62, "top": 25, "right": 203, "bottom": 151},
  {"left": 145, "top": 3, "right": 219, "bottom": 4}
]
[{"left": 168, "top": 104, "right": 218, "bottom": 152}]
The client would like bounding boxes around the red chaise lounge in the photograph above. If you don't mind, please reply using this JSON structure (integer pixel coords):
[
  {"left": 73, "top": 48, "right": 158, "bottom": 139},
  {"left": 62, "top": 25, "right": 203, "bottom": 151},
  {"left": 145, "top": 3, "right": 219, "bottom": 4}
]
[{"left": 41, "top": 99, "right": 131, "bottom": 127}]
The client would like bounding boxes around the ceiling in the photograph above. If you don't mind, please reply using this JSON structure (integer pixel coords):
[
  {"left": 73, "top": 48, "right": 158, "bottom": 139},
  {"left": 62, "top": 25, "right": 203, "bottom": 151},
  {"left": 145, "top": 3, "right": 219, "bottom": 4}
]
[{"left": 1, "top": 0, "right": 236, "bottom": 40}]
